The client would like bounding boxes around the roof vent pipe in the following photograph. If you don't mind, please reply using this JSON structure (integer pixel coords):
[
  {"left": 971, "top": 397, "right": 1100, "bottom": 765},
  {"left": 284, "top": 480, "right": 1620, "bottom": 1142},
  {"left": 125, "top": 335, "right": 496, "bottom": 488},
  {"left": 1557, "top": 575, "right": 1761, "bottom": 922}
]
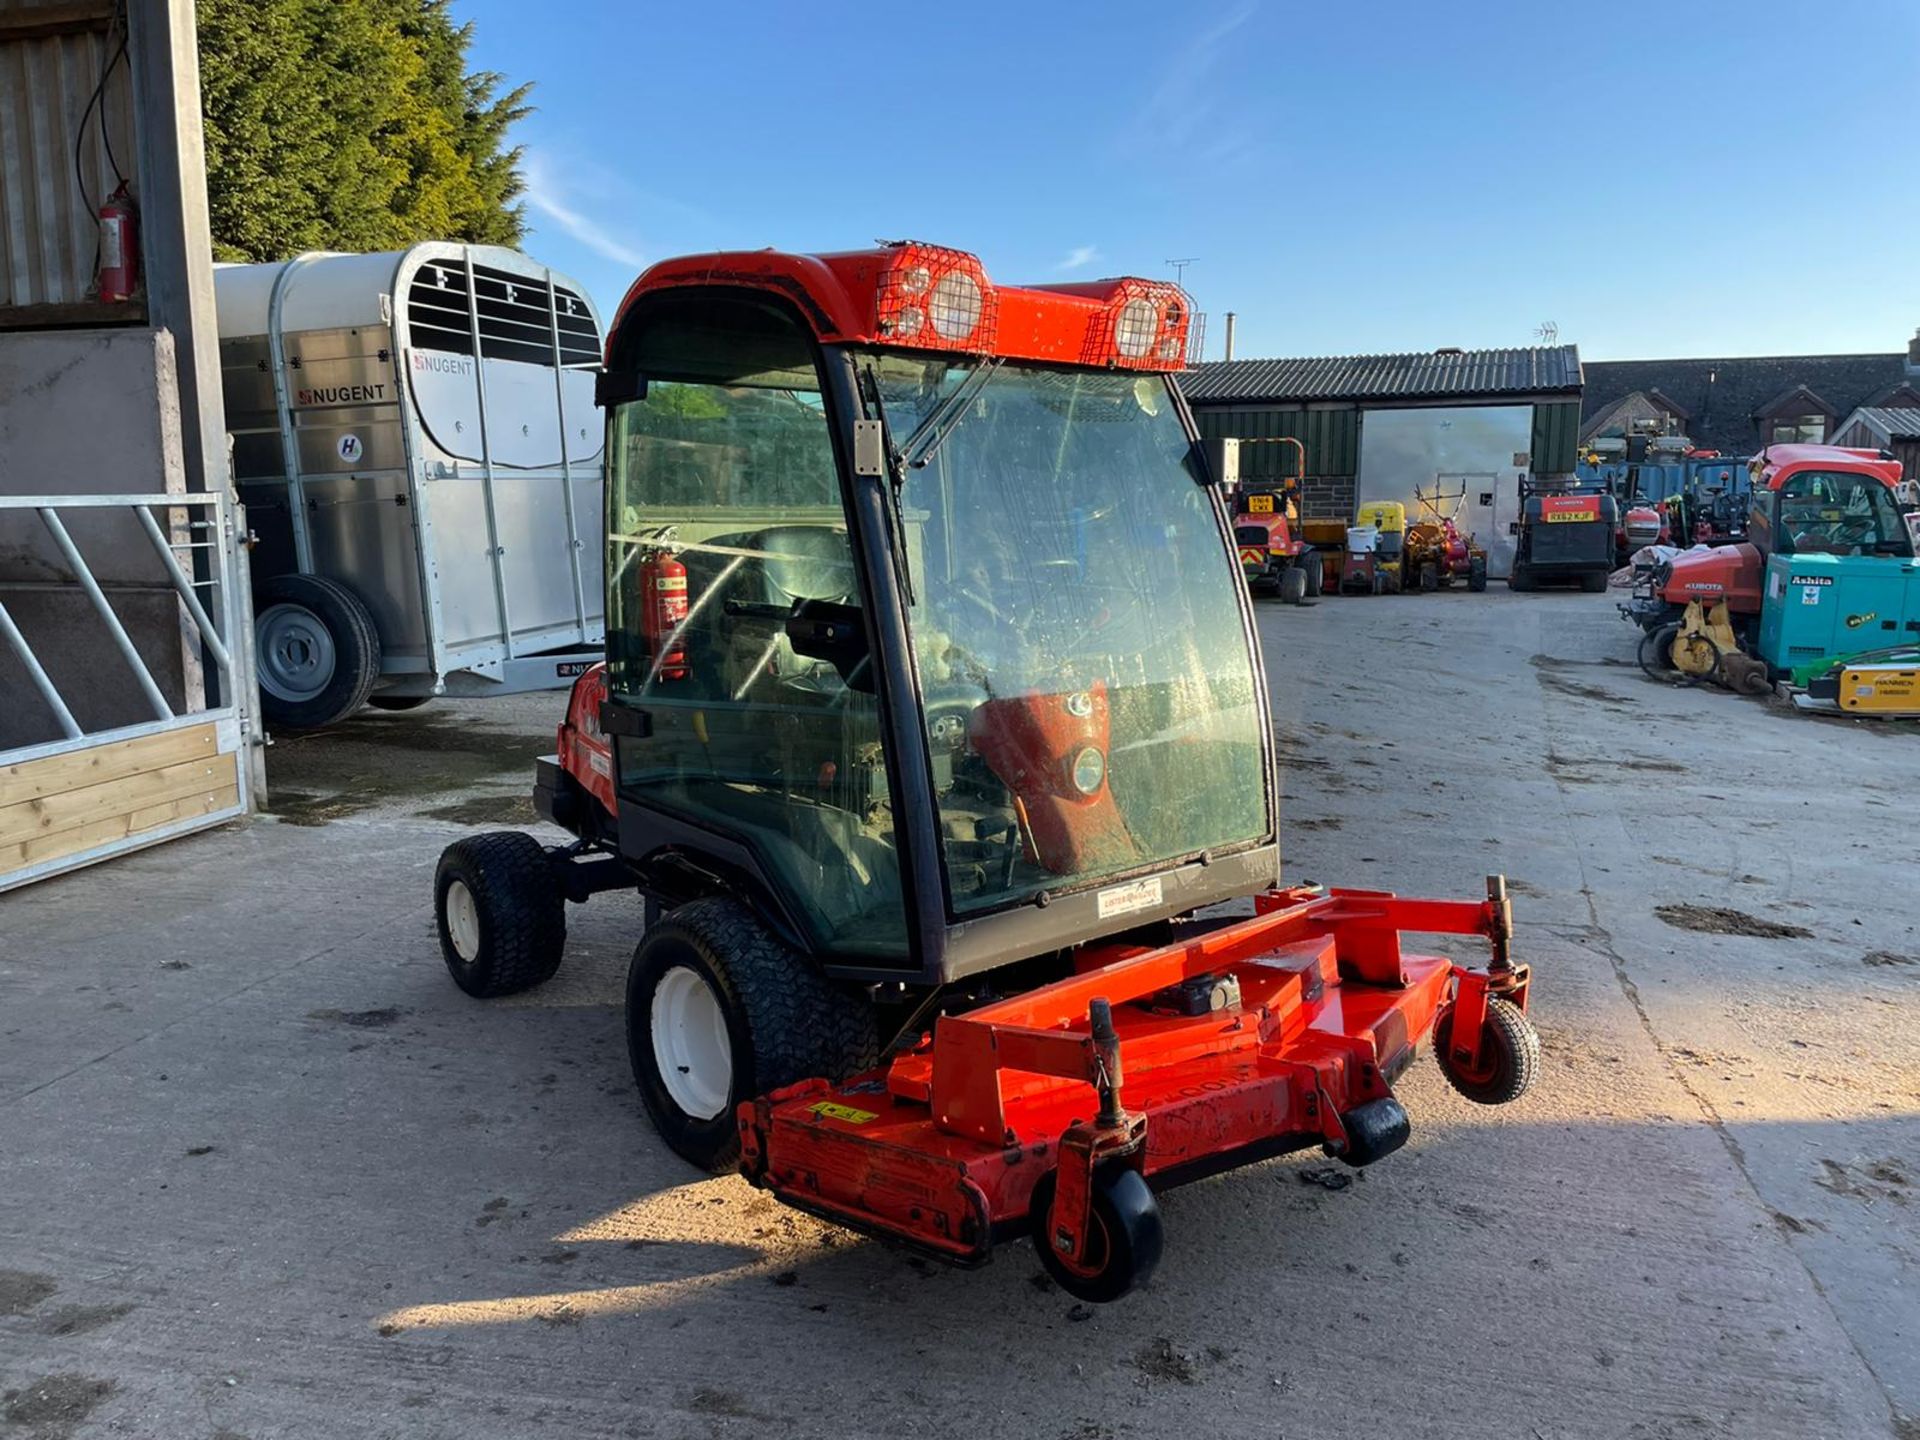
[{"left": 1223, "top": 312, "right": 1236, "bottom": 363}]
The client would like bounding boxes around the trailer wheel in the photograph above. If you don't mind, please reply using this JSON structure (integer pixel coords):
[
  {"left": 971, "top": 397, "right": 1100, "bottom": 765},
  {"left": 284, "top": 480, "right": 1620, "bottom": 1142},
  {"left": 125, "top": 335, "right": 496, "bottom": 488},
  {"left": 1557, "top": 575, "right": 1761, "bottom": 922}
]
[
  {"left": 368, "top": 694, "right": 432, "bottom": 712},
  {"left": 1467, "top": 556, "right": 1488, "bottom": 593},
  {"left": 626, "top": 898, "right": 878, "bottom": 1172},
  {"left": 1278, "top": 565, "right": 1308, "bottom": 605},
  {"left": 435, "top": 832, "right": 566, "bottom": 998},
  {"left": 1432, "top": 997, "right": 1539, "bottom": 1105},
  {"left": 1028, "top": 1164, "right": 1164, "bottom": 1304},
  {"left": 255, "top": 574, "right": 381, "bottom": 728}
]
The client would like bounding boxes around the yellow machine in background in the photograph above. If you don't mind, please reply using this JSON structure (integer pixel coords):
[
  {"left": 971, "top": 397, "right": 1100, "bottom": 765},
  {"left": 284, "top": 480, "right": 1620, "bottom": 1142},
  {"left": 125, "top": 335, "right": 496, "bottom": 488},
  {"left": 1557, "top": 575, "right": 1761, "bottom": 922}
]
[
  {"left": 1351, "top": 501, "right": 1407, "bottom": 594},
  {"left": 1838, "top": 662, "right": 1920, "bottom": 716}
]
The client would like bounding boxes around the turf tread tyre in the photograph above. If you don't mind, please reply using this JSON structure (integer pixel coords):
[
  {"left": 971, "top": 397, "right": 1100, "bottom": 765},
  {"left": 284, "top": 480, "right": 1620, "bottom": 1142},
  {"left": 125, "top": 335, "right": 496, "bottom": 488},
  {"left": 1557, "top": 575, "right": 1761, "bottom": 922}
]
[
  {"left": 255, "top": 574, "right": 381, "bottom": 728},
  {"left": 1028, "top": 1164, "right": 1164, "bottom": 1303},
  {"left": 1300, "top": 556, "right": 1323, "bottom": 597},
  {"left": 627, "top": 898, "right": 879, "bottom": 1172},
  {"left": 435, "top": 831, "right": 567, "bottom": 998},
  {"left": 1433, "top": 996, "right": 1539, "bottom": 1105},
  {"left": 1467, "top": 556, "right": 1488, "bottom": 592},
  {"left": 1279, "top": 566, "right": 1308, "bottom": 605}
]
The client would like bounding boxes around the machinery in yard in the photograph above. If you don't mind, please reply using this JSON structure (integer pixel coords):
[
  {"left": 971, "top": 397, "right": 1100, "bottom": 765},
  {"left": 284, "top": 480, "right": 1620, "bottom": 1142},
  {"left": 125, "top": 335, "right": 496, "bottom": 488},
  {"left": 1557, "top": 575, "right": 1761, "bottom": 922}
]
[
  {"left": 1234, "top": 488, "right": 1319, "bottom": 601},
  {"left": 1621, "top": 446, "right": 1917, "bottom": 691},
  {"left": 1343, "top": 501, "right": 1406, "bottom": 594},
  {"left": 1581, "top": 433, "right": 1749, "bottom": 565},
  {"left": 430, "top": 242, "right": 1540, "bottom": 1300},
  {"left": 1508, "top": 477, "right": 1616, "bottom": 592},
  {"left": 215, "top": 245, "right": 606, "bottom": 727},
  {"left": 1403, "top": 481, "right": 1489, "bottom": 592}
]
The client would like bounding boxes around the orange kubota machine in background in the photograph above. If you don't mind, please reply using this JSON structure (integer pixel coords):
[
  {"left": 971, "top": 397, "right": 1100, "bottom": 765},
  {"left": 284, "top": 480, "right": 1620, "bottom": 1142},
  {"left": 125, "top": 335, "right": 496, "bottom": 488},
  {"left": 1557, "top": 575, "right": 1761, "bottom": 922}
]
[{"left": 431, "top": 242, "right": 1541, "bottom": 1300}]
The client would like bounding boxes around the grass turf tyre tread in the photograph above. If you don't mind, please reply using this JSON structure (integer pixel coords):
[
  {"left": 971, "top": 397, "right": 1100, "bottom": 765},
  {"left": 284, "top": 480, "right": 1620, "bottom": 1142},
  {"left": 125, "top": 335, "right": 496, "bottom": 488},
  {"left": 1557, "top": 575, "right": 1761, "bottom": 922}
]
[
  {"left": 627, "top": 897, "right": 879, "bottom": 1172},
  {"left": 255, "top": 573, "right": 381, "bottom": 728},
  {"left": 435, "top": 831, "right": 567, "bottom": 998},
  {"left": 1027, "top": 1164, "right": 1164, "bottom": 1303},
  {"left": 1467, "top": 556, "right": 1488, "bottom": 592},
  {"left": 1433, "top": 996, "right": 1540, "bottom": 1105}
]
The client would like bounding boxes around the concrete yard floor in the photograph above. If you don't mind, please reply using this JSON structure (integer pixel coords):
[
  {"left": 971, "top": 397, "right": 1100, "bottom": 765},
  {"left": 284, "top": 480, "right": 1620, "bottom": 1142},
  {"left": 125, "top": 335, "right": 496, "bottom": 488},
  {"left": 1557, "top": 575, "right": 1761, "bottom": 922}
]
[{"left": 3, "top": 590, "right": 1917, "bottom": 1439}]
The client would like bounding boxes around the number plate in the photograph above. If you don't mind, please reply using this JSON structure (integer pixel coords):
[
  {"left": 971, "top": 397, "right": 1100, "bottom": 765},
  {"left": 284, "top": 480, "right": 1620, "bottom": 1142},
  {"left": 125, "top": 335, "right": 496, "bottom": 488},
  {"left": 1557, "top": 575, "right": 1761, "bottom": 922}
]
[{"left": 1247, "top": 494, "right": 1274, "bottom": 514}]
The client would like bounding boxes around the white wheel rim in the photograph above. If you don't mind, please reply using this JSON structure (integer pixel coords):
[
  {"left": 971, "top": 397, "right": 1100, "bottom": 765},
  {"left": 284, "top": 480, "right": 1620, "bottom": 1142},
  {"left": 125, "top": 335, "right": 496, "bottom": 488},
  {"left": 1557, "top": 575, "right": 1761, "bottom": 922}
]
[
  {"left": 446, "top": 879, "right": 481, "bottom": 961},
  {"left": 651, "top": 965, "right": 733, "bottom": 1121}
]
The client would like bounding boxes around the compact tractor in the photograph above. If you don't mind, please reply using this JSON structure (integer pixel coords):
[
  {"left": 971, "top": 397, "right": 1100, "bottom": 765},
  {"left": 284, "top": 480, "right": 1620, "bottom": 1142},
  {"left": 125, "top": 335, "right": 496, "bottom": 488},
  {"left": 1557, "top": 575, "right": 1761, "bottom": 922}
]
[
  {"left": 1234, "top": 487, "right": 1320, "bottom": 601},
  {"left": 432, "top": 243, "right": 1540, "bottom": 1300},
  {"left": 1403, "top": 481, "right": 1489, "bottom": 592},
  {"left": 1621, "top": 444, "right": 1917, "bottom": 691}
]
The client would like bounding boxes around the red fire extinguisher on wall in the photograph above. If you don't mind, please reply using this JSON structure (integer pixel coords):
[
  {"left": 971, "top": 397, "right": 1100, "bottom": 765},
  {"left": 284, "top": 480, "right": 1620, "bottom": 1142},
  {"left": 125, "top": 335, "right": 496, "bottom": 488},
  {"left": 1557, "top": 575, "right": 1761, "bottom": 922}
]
[
  {"left": 638, "top": 549, "right": 690, "bottom": 682},
  {"left": 97, "top": 182, "right": 139, "bottom": 303}
]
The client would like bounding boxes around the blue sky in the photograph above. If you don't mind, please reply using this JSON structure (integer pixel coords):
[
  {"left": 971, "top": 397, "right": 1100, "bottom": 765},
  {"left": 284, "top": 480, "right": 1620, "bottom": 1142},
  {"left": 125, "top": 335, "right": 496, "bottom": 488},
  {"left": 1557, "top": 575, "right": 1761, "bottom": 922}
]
[{"left": 457, "top": 0, "right": 1920, "bottom": 363}]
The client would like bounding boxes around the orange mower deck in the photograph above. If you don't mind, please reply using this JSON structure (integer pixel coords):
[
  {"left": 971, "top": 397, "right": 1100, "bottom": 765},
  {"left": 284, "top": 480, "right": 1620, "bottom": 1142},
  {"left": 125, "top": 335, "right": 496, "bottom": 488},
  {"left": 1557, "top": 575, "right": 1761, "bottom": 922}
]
[{"left": 739, "top": 879, "right": 1533, "bottom": 1295}]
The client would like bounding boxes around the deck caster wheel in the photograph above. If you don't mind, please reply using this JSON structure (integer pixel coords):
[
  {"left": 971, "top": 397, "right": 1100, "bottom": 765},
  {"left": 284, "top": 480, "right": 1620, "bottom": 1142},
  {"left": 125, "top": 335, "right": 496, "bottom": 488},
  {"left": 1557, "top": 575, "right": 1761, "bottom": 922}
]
[
  {"left": 1433, "top": 996, "right": 1540, "bottom": 1105},
  {"left": 1330, "top": 1096, "right": 1410, "bottom": 1167},
  {"left": 435, "top": 832, "right": 567, "bottom": 998},
  {"left": 1028, "top": 1165, "right": 1164, "bottom": 1304},
  {"left": 626, "top": 898, "right": 878, "bottom": 1173}
]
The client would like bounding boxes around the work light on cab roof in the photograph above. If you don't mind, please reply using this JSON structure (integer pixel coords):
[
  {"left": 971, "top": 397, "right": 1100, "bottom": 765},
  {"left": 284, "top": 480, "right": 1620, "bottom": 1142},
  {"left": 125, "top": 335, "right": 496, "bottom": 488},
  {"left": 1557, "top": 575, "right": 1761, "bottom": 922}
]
[{"left": 609, "top": 240, "right": 1193, "bottom": 371}]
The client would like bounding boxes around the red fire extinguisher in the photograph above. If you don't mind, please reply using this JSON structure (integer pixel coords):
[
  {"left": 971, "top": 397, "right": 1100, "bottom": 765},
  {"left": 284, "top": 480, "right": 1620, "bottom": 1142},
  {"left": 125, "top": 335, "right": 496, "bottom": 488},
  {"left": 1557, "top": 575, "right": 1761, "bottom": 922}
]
[
  {"left": 98, "top": 182, "right": 139, "bottom": 303},
  {"left": 638, "top": 549, "right": 690, "bottom": 682}
]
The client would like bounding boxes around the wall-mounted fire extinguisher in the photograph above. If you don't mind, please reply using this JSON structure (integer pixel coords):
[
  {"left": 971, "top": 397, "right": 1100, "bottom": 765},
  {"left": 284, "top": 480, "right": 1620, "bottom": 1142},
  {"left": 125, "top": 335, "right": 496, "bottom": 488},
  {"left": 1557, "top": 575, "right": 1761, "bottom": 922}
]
[
  {"left": 97, "top": 182, "right": 139, "bottom": 303},
  {"left": 638, "top": 549, "right": 690, "bottom": 682}
]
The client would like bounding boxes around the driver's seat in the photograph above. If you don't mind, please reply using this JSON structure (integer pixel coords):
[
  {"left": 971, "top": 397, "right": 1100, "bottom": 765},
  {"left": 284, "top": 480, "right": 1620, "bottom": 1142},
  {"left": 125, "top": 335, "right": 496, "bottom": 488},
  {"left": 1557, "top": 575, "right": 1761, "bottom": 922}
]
[{"left": 721, "top": 525, "right": 858, "bottom": 695}]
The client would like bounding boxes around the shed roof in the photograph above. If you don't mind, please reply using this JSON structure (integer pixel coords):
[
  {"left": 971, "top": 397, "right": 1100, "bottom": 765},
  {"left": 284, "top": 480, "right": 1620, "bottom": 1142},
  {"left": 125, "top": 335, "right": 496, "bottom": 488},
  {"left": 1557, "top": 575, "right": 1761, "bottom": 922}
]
[
  {"left": 1181, "top": 345, "right": 1582, "bottom": 406},
  {"left": 1838, "top": 405, "right": 1920, "bottom": 442}
]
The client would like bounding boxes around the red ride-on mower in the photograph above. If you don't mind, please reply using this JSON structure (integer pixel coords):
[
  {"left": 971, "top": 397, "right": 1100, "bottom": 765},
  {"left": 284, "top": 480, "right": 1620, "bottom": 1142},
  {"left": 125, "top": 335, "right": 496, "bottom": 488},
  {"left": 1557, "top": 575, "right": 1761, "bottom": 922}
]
[{"left": 433, "top": 242, "right": 1541, "bottom": 1300}]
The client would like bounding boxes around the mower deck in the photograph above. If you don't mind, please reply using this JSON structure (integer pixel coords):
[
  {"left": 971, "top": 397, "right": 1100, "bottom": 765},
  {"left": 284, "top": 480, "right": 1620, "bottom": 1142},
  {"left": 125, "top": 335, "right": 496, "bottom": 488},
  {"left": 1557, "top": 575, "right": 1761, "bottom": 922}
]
[{"left": 739, "top": 881, "right": 1529, "bottom": 1278}]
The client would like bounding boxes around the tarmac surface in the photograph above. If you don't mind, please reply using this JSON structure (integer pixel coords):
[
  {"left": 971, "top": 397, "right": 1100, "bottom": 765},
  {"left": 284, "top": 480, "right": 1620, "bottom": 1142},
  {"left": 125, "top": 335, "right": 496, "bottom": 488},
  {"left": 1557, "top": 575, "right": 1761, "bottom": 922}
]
[{"left": 3, "top": 589, "right": 1917, "bottom": 1439}]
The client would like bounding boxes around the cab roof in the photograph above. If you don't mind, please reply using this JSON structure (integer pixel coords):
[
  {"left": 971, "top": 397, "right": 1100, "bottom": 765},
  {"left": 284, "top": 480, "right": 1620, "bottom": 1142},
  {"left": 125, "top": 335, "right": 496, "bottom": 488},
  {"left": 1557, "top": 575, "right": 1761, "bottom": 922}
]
[
  {"left": 1754, "top": 443, "right": 1902, "bottom": 489},
  {"left": 608, "top": 242, "right": 1193, "bottom": 373}
]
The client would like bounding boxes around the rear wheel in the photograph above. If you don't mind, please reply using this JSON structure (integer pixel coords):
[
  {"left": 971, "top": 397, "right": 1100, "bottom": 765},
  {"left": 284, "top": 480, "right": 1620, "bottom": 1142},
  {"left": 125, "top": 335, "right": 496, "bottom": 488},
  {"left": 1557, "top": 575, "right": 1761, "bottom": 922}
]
[
  {"left": 626, "top": 898, "right": 878, "bottom": 1171},
  {"left": 255, "top": 575, "right": 381, "bottom": 728},
  {"left": 1299, "top": 555, "right": 1323, "bottom": 597},
  {"left": 1028, "top": 1165, "right": 1164, "bottom": 1303},
  {"left": 435, "top": 832, "right": 567, "bottom": 997},
  {"left": 1580, "top": 569, "right": 1609, "bottom": 594},
  {"left": 1508, "top": 562, "right": 1535, "bottom": 593},
  {"left": 1467, "top": 555, "right": 1488, "bottom": 592}
]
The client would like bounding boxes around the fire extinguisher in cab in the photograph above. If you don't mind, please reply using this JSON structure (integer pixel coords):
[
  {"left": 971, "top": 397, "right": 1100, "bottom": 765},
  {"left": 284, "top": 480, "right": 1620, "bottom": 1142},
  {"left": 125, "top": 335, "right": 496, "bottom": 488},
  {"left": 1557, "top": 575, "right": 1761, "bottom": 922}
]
[
  {"left": 98, "top": 182, "right": 139, "bottom": 303},
  {"left": 639, "top": 549, "right": 690, "bottom": 682}
]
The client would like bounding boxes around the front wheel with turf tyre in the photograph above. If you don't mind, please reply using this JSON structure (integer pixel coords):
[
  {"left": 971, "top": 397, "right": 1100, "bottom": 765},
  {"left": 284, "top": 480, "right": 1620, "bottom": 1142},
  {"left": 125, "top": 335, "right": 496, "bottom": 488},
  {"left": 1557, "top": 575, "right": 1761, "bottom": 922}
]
[
  {"left": 435, "top": 831, "right": 567, "bottom": 998},
  {"left": 254, "top": 574, "right": 381, "bottom": 728},
  {"left": 1433, "top": 996, "right": 1540, "bottom": 1105},
  {"left": 1279, "top": 565, "right": 1308, "bottom": 605},
  {"left": 1028, "top": 1164, "right": 1164, "bottom": 1303},
  {"left": 626, "top": 898, "right": 878, "bottom": 1172}
]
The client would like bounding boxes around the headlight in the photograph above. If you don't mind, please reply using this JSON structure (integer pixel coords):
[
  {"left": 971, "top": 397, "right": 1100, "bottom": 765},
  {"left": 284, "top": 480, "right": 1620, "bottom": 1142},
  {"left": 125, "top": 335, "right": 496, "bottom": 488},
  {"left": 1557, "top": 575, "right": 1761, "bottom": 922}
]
[
  {"left": 1114, "top": 298, "right": 1159, "bottom": 358},
  {"left": 928, "top": 271, "right": 983, "bottom": 340},
  {"left": 892, "top": 304, "right": 925, "bottom": 339},
  {"left": 898, "top": 265, "right": 932, "bottom": 297},
  {"left": 1071, "top": 747, "right": 1105, "bottom": 795}
]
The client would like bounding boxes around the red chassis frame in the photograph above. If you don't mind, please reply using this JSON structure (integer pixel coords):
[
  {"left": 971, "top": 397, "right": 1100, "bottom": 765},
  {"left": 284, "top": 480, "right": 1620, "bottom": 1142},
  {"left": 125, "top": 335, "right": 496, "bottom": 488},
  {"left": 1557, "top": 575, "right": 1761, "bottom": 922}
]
[{"left": 740, "top": 878, "right": 1530, "bottom": 1268}]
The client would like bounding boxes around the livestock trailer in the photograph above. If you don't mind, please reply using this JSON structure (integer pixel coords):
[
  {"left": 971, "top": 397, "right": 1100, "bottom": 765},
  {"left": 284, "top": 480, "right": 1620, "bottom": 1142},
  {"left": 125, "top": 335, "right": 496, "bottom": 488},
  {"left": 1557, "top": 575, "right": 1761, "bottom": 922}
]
[{"left": 215, "top": 244, "right": 606, "bottom": 726}]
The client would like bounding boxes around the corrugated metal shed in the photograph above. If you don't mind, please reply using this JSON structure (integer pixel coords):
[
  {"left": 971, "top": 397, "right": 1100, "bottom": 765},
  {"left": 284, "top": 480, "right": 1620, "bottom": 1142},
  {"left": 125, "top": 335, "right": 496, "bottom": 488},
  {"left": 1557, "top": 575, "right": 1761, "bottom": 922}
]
[
  {"left": 1182, "top": 345, "right": 1583, "bottom": 405},
  {"left": 1531, "top": 400, "right": 1582, "bottom": 475},
  {"left": 1838, "top": 405, "right": 1920, "bottom": 442},
  {"left": 1195, "top": 406, "right": 1359, "bottom": 479},
  {"left": 0, "top": 0, "right": 138, "bottom": 317}
]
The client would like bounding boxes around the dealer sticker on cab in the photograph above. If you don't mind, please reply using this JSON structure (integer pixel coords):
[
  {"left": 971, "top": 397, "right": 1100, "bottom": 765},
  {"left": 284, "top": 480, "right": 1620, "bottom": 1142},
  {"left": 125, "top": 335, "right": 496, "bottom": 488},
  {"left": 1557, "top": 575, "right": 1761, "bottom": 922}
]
[{"left": 1097, "top": 876, "right": 1164, "bottom": 920}]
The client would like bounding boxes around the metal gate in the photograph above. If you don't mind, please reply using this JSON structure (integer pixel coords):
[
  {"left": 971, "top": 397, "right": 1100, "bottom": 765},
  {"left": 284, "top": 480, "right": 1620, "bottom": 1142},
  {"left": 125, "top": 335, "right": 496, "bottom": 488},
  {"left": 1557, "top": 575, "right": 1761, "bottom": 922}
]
[{"left": 0, "top": 491, "right": 256, "bottom": 892}]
